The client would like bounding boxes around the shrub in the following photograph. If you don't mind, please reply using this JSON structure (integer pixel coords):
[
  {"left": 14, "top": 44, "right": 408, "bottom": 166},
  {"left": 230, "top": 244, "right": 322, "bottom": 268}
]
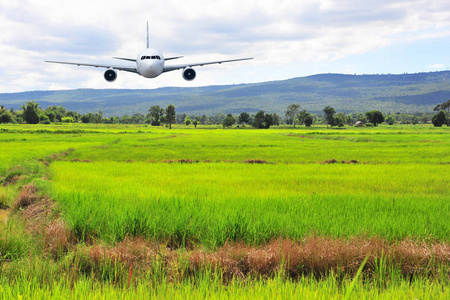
[
  {"left": 61, "top": 117, "right": 74, "bottom": 123},
  {"left": 40, "top": 115, "right": 51, "bottom": 124}
]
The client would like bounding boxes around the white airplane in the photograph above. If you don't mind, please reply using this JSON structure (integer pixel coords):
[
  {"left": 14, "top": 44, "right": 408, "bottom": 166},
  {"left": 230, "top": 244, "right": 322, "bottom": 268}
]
[{"left": 46, "top": 23, "right": 253, "bottom": 82}]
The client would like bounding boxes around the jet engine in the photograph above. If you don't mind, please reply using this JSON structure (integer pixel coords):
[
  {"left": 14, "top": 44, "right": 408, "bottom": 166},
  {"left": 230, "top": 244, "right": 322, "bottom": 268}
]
[
  {"left": 104, "top": 69, "right": 117, "bottom": 82},
  {"left": 182, "top": 68, "right": 196, "bottom": 81}
]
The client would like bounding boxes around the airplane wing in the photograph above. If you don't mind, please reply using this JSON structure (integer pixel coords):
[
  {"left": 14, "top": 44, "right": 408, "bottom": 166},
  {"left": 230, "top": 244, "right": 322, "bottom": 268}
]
[
  {"left": 165, "top": 56, "right": 184, "bottom": 61},
  {"left": 112, "top": 57, "right": 136, "bottom": 62},
  {"left": 45, "top": 61, "right": 138, "bottom": 74},
  {"left": 163, "top": 57, "right": 253, "bottom": 73}
]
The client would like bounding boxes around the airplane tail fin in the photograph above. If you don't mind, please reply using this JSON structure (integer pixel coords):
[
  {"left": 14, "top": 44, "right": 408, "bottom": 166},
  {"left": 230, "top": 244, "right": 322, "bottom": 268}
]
[{"left": 146, "top": 21, "right": 149, "bottom": 49}]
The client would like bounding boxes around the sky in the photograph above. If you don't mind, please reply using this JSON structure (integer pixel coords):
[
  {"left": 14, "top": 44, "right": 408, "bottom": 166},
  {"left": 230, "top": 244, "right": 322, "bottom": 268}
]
[{"left": 1, "top": 0, "right": 450, "bottom": 93}]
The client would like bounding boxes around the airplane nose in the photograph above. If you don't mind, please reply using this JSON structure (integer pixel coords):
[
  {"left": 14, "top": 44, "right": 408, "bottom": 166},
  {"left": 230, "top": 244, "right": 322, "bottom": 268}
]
[{"left": 140, "top": 60, "right": 162, "bottom": 78}]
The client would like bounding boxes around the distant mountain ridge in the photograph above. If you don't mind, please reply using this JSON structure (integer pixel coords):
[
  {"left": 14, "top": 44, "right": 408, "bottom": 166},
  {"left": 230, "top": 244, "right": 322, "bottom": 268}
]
[{"left": 2, "top": 71, "right": 450, "bottom": 116}]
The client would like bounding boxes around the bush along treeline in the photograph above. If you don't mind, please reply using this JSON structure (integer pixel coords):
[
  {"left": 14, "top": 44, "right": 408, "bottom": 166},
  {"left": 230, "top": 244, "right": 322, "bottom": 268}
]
[{"left": 0, "top": 100, "right": 449, "bottom": 128}]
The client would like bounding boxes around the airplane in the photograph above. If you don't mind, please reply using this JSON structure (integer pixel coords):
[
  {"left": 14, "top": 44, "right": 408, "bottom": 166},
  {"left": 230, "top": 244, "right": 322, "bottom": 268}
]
[{"left": 45, "top": 22, "right": 253, "bottom": 82}]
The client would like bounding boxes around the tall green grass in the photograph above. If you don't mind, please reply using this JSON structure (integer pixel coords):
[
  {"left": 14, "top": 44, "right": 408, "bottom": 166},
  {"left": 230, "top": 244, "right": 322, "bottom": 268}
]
[
  {"left": 1, "top": 269, "right": 449, "bottom": 299},
  {"left": 51, "top": 161, "right": 450, "bottom": 246}
]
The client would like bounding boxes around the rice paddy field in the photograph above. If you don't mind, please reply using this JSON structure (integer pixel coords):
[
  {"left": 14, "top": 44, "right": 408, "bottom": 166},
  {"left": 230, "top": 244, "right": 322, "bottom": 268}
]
[{"left": 0, "top": 123, "right": 449, "bottom": 298}]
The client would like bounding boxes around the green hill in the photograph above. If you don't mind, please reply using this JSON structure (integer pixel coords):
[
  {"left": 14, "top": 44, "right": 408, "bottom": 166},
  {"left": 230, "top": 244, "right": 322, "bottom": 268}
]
[{"left": 2, "top": 71, "right": 450, "bottom": 116}]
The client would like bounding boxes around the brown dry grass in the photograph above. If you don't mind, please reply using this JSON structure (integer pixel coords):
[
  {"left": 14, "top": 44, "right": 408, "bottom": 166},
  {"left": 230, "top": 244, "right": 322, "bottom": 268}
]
[
  {"left": 321, "top": 159, "right": 360, "bottom": 164},
  {"left": 44, "top": 219, "right": 74, "bottom": 259},
  {"left": 12, "top": 183, "right": 40, "bottom": 210},
  {"left": 244, "top": 159, "right": 270, "bottom": 164},
  {"left": 0, "top": 209, "right": 9, "bottom": 226},
  {"left": 70, "top": 159, "right": 92, "bottom": 163},
  {"left": 12, "top": 183, "right": 75, "bottom": 259},
  {"left": 86, "top": 237, "right": 159, "bottom": 266},
  {"left": 22, "top": 198, "right": 76, "bottom": 259},
  {"left": 38, "top": 148, "right": 74, "bottom": 165},
  {"left": 162, "top": 159, "right": 200, "bottom": 164},
  {"left": 76, "top": 236, "right": 450, "bottom": 281},
  {"left": 2, "top": 175, "right": 20, "bottom": 186}
]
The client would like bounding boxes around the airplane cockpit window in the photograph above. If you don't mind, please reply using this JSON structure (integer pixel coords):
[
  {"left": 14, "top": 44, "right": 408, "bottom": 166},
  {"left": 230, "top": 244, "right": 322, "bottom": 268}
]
[{"left": 141, "top": 56, "right": 161, "bottom": 60}]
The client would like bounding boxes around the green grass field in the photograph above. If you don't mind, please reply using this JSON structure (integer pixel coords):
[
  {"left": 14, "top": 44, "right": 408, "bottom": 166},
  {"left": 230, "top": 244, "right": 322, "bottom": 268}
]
[
  {"left": 51, "top": 161, "right": 449, "bottom": 246},
  {"left": 1, "top": 123, "right": 449, "bottom": 298}
]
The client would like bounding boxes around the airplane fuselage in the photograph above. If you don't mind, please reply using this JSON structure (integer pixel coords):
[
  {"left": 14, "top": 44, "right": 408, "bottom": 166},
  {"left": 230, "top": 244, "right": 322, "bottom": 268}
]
[{"left": 136, "top": 48, "right": 165, "bottom": 78}]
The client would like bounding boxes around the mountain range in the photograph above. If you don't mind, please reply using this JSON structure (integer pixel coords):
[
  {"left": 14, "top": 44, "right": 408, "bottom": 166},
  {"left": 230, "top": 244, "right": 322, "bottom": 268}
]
[{"left": 2, "top": 71, "right": 450, "bottom": 117}]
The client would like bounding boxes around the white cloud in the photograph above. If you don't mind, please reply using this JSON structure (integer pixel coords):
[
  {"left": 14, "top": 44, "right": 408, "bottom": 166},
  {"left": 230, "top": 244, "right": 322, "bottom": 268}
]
[
  {"left": 1, "top": 0, "right": 450, "bottom": 92},
  {"left": 428, "top": 64, "right": 445, "bottom": 69}
]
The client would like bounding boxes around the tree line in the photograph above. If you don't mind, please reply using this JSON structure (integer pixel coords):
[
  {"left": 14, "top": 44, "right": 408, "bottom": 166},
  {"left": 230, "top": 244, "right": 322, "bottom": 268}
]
[{"left": 0, "top": 100, "right": 449, "bottom": 128}]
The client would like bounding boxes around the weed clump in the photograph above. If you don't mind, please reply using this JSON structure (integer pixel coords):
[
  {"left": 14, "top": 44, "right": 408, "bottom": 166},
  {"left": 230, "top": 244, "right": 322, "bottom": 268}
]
[
  {"left": 321, "top": 159, "right": 359, "bottom": 164},
  {"left": 244, "top": 159, "right": 269, "bottom": 164},
  {"left": 13, "top": 183, "right": 40, "bottom": 210},
  {"left": 2, "top": 166, "right": 26, "bottom": 186},
  {"left": 163, "top": 159, "right": 200, "bottom": 164},
  {"left": 44, "top": 219, "right": 73, "bottom": 259}
]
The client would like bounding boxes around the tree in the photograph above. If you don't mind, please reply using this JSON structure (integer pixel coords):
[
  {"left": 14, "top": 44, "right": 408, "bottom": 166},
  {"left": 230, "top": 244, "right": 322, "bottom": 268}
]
[
  {"left": 44, "top": 105, "right": 66, "bottom": 122},
  {"left": 213, "top": 113, "right": 226, "bottom": 124},
  {"left": 165, "top": 104, "right": 176, "bottom": 129},
  {"left": 434, "top": 100, "right": 450, "bottom": 127},
  {"left": 130, "top": 113, "right": 145, "bottom": 124},
  {"left": 432, "top": 111, "right": 447, "bottom": 127},
  {"left": 286, "top": 104, "right": 300, "bottom": 127},
  {"left": 335, "top": 115, "right": 344, "bottom": 127},
  {"left": 272, "top": 113, "right": 280, "bottom": 126},
  {"left": 304, "top": 115, "right": 313, "bottom": 127},
  {"left": 0, "top": 108, "right": 13, "bottom": 123},
  {"left": 66, "top": 111, "right": 80, "bottom": 122},
  {"left": 336, "top": 112, "right": 346, "bottom": 125},
  {"left": 21, "top": 101, "right": 41, "bottom": 124},
  {"left": 177, "top": 113, "right": 186, "bottom": 124},
  {"left": 323, "top": 105, "right": 336, "bottom": 128},
  {"left": 238, "top": 112, "right": 250, "bottom": 125},
  {"left": 185, "top": 117, "right": 191, "bottom": 126},
  {"left": 385, "top": 115, "right": 395, "bottom": 125},
  {"left": 223, "top": 113, "right": 236, "bottom": 128},
  {"left": 263, "top": 113, "right": 273, "bottom": 129},
  {"left": 297, "top": 109, "right": 310, "bottom": 125},
  {"left": 345, "top": 115, "right": 353, "bottom": 125},
  {"left": 420, "top": 113, "right": 429, "bottom": 124},
  {"left": 54, "top": 105, "right": 67, "bottom": 122},
  {"left": 252, "top": 111, "right": 265, "bottom": 128},
  {"left": 148, "top": 105, "right": 165, "bottom": 126},
  {"left": 81, "top": 112, "right": 94, "bottom": 123},
  {"left": 365, "top": 110, "right": 385, "bottom": 127},
  {"left": 45, "top": 111, "right": 56, "bottom": 122}
]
